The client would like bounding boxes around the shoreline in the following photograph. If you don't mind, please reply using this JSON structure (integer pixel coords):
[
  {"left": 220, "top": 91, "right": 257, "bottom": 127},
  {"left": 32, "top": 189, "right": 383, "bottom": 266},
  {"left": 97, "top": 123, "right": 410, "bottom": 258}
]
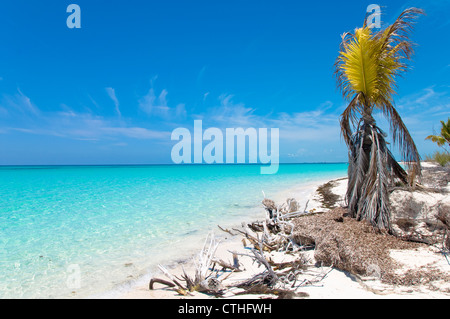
[
  {"left": 106, "top": 176, "right": 348, "bottom": 299},
  {"left": 91, "top": 163, "right": 450, "bottom": 299},
  {"left": 0, "top": 164, "right": 350, "bottom": 299},
  {"left": 111, "top": 163, "right": 450, "bottom": 299}
]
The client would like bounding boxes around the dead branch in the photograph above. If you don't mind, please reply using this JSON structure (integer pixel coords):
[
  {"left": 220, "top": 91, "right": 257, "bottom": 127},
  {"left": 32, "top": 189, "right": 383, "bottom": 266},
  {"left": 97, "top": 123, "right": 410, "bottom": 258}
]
[
  {"left": 212, "top": 257, "right": 241, "bottom": 272},
  {"left": 232, "top": 227, "right": 276, "bottom": 251},
  {"left": 181, "top": 265, "right": 196, "bottom": 292},
  {"left": 148, "top": 278, "right": 176, "bottom": 290},
  {"left": 217, "top": 225, "right": 237, "bottom": 236},
  {"left": 158, "top": 264, "right": 186, "bottom": 291},
  {"left": 194, "top": 232, "right": 220, "bottom": 284},
  {"left": 197, "top": 277, "right": 225, "bottom": 296},
  {"left": 150, "top": 233, "right": 225, "bottom": 296}
]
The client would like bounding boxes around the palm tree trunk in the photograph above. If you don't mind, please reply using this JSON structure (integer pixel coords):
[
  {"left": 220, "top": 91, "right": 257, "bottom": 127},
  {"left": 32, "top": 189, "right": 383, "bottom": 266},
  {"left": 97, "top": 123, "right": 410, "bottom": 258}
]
[{"left": 346, "top": 111, "right": 393, "bottom": 232}]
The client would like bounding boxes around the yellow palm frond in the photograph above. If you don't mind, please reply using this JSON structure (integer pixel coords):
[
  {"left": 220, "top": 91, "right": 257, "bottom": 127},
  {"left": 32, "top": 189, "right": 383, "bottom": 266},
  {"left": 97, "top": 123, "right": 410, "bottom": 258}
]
[
  {"left": 337, "top": 27, "right": 379, "bottom": 104},
  {"left": 335, "top": 27, "right": 408, "bottom": 109},
  {"left": 335, "top": 8, "right": 424, "bottom": 110}
]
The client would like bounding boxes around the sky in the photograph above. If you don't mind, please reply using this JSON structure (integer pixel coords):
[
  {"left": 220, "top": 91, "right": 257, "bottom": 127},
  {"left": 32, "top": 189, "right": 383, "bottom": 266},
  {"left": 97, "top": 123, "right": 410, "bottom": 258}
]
[{"left": 0, "top": 0, "right": 449, "bottom": 165}]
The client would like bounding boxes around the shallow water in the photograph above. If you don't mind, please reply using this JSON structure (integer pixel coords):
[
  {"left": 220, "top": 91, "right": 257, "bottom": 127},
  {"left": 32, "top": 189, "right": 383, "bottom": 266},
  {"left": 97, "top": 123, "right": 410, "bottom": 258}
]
[{"left": 0, "top": 163, "right": 347, "bottom": 298}]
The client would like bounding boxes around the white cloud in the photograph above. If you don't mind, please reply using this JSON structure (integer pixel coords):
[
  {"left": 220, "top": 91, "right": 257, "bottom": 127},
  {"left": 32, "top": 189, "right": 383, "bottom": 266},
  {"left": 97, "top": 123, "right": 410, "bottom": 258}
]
[
  {"left": 100, "top": 126, "right": 169, "bottom": 140},
  {"left": 197, "top": 94, "right": 258, "bottom": 127},
  {"left": 0, "top": 89, "right": 169, "bottom": 141},
  {"left": 1, "top": 89, "right": 40, "bottom": 117},
  {"left": 194, "top": 94, "right": 344, "bottom": 148},
  {"left": 105, "top": 87, "right": 121, "bottom": 117},
  {"left": 373, "top": 86, "right": 450, "bottom": 157},
  {"left": 47, "top": 111, "right": 170, "bottom": 140},
  {"left": 138, "top": 87, "right": 187, "bottom": 122},
  {"left": 175, "top": 103, "right": 187, "bottom": 119},
  {"left": 397, "top": 87, "right": 450, "bottom": 115},
  {"left": 139, "top": 88, "right": 167, "bottom": 117}
]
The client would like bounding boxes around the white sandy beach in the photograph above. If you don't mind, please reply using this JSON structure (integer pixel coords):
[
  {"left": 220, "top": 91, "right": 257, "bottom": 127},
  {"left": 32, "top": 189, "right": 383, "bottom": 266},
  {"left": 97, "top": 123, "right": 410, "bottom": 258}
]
[{"left": 114, "top": 168, "right": 450, "bottom": 299}]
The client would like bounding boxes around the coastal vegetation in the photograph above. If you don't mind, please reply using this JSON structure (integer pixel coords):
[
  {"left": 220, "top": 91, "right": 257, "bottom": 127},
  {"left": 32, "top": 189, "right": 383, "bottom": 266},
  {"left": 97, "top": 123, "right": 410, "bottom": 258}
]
[
  {"left": 334, "top": 8, "right": 424, "bottom": 232},
  {"left": 426, "top": 151, "right": 450, "bottom": 167},
  {"left": 426, "top": 118, "right": 450, "bottom": 152},
  {"left": 425, "top": 118, "right": 450, "bottom": 166}
]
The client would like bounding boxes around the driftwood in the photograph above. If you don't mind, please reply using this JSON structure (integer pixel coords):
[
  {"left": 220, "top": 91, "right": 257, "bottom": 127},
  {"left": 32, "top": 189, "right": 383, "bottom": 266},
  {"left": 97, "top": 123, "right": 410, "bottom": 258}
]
[
  {"left": 212, "top": 252, "right": 241, "bottom": 272},
  {"left": 148, "top": 278, "right": 176, "bottom": 290},
  {"left": 217, "top": 225, "right": 237, "bottom": 236},
  {"left": 232, "top": 226, "right": 276, "bottom": 251},
  {"left": 216, "top": 196, "right": 329, "bottom": 297},
  {"left": 262, "top": 198, "right": 277, "bottom": 219},
  {"left": 228, "top": 234, "right": 328, "bottom": 295},
  {"left": 150, "top": 196, "right": 329, "bottom": 298},
  {"left": 157, "top": 264, "right": 185, "bottom": 290},
  {"left": 149, "top": 233, "right": 225, "bottom": 296},
  {"left": 197, "top": 277, "right": 225, "bottom": 296}
]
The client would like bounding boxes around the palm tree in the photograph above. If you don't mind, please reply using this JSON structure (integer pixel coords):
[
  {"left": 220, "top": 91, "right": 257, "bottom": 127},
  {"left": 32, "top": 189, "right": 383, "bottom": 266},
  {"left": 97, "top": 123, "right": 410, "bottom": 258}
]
[
  {"left": 334, "top": 8, "right": 424, "bottom": 232},
  {"left": 426, "top": 118, "right": 450, "bottom": 153}
]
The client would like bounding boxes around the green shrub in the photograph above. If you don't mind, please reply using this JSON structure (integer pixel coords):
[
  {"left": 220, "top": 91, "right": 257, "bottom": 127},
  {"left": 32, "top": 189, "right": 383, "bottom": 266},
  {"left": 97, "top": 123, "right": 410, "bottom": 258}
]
[{"left": 425, "top": 151, "right": 450, "bottom": 167}]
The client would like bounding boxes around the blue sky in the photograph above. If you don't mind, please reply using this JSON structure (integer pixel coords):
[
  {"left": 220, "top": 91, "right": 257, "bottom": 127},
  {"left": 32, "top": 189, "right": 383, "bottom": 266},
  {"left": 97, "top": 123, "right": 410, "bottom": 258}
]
[{"left": 0, "top": 0, "right": 449, "bottom": 165}]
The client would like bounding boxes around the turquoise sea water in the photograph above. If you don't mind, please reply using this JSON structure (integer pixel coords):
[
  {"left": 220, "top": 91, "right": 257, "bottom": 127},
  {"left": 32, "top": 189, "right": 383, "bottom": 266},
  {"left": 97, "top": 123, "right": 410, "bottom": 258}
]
[{"left": 0, "top": 163, "right": 347, "bottom": 298}]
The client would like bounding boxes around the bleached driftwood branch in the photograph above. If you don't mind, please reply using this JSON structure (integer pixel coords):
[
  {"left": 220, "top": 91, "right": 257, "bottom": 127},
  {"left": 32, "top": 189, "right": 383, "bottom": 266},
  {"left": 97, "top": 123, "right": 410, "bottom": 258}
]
[{"left": 150, "top": 232, "right": 226, "bottom": 296}]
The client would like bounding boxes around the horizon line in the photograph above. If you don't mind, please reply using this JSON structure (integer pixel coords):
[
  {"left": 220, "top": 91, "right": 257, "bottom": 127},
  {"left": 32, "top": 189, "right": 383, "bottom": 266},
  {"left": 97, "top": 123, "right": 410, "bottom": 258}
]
[{"left": 0, "top": 162, "right": 349, "bottom": 168}]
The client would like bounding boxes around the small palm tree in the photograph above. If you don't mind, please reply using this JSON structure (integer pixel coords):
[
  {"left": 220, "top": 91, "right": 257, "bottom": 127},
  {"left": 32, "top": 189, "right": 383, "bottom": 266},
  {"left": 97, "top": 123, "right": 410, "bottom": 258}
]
[
  {"left": 426, "top": 118, "right": 450, "bottom": 153},
  {"left": 334, "top": 8, "right": 424, "bottom": 232}
]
